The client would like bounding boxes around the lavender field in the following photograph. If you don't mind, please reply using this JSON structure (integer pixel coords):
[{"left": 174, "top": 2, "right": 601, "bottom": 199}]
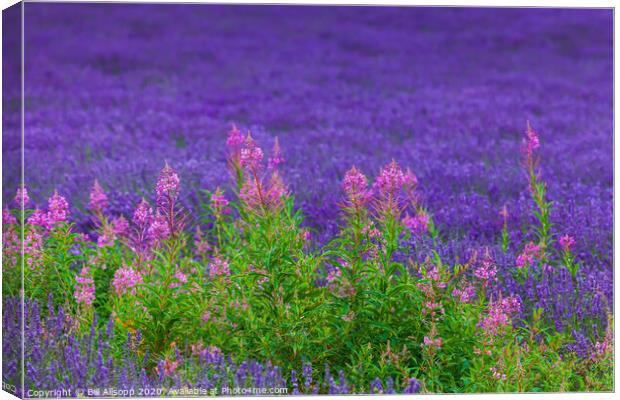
[{"left": 2, "top": 4, "right": 614, "bottom": 396}]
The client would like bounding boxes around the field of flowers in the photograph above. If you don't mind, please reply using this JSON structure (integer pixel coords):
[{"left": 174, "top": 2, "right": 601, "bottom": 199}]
[{"left": 2, "top": 4, "right": 614, "bottom": 396}]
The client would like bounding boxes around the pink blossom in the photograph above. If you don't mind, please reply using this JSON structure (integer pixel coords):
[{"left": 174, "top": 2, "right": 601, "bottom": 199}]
[
  {"left": 27, "top": 208, "right": 48, "bottom": 228},
  {"left": 156, "top": 162, "right": 180, "bottom": 205},
  {"left": 3, "top": 209, "right": 17, "bottom": 225},
  {"left": 88, "top": 180, "right": 108, "bottom": 213},
  {"left": 226, "top": 124, "right": 245, "bottom": 149},
  {"left": 423, "top": 301, "right": 445, "bottom": 316},
  {"left": 2, "top": 229, "right": 20, "bottom": 261},
  {"left": 326, "top": 267, "right": 342, "bottom": 283},
  {"left": 342, "top": 166, "right": 370, "bottom": 206},
  {"left": 452, "top": 284, "right": 476, "bottom": 303},
  {"left": 132, "top": 198, "right": 153, "bottom": 227},
  {"left": 516, "top": 242, "right": 541, "bottom": 269},
  {"left": 169, "top": 270, "right": 188, "bottom": 288},
  {"left": 148, "top": 213, "right": 171, "bottom": 242},
  {"left": 194, "top": 227, "right": 211, "bottom": 254},
  {"left": 403, "top": 210, "right": 429, "bottom": 235},
  {"left": 111, "top": 216, "right": 129, "bottom": 236},
  {"left": 423, "top": 336, "right": 443, "bottom": 349},
  {"left": 74, "top": 267, "right": 95, "bottom": 307},
  {"left": 268, "top": 137, "right": 285, "bottom": 170},
  {"left": 112, "top": 266, "right": 143, "bottom": 295},
  {"left": 403, "top": 168, "right": 418, "bottom": 188},
  {"left": 208, "top": 256, "right": 230, "bottom": 277},
  {"left": 490, "top": 366, "right": 507, "bottom": 380},
  {"left": 474, "top": 252, "right": 497, "bottom": 282},
  {"left": 162, "top": 359, "right": 179, "bottom": 376},
  {"left": 190, "top": 342, "right": 205, "bottom": 356},
  {"left": 591, "top": 323, "right": 612, "bottom": 360},
  {"left": 211, "top": 187, "right": 229, "bottom": 213},
  {"left": 46, "top": 191, "right": 70, "bottom": 226},
  {"left": 15, "top": 186, "right": 30, "bottom": 207},
  {"left": 559, "top": 234, "right": 576, "bottom": 252},
  {"left": 424, "top": 264, "right": 446, "bottom": 288},
  {"left": 240, "top": 134, "right": 264, "bottom": 170},
  {"left": 373, "top": 160, "right": 408, "bottom": 196},
  {"left": 73, "top": 233, "right": 90, "bottom": 243},
  {"left": 239, "top": 177, "right": 262, "bottom": 208},
  {"left": 478, "top": 295, "right": 521, "bottom": 337},
  {"left": 265, "top": 172, "right": 288, "bottom": 208},
  {"left": 97, "top": 224, "right": 116, "bottom": 247},
  {"left": 23, "top": 231, "right": 44, "bottom": 264},
  {"left": 523, "top": 122, "right": 540, "bottom": 158}
]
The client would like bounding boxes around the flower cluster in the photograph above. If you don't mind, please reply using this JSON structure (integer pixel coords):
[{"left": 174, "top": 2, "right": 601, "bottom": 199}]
[
  {"left": 73, "top": 267, "right": 95, "bottom": 307},
  {"left": 559, "top": 234, "right": 576, "bottom": 252},
  {"left": 478, "top": 295, "right": 521, "bottom": 337},
  {"left": 342, "top": 166, "right": 371, "bottom": 208},
  {"left": 208, "top": 256, "right": 231, "bottom": 277},
  {"left": 473, "top": 251, "right": 497, "bottom": 284},
  {"left": 88, "top": 180, "right": 108, "bottom": 213},
  {"left": 516, "top": 242, "right": 541, "bottom": 269},
  {"left": 452, "top": 283, "right": 476, "bottom": 303},
  {"left": 26, "top": 190, "right": 71, "bottom": 230},
  {"left": 156, "top": 162, "right": 181, "bottom": 206},
  {"left": 403, "top": 210, "right": 429, "bottom": 235},
  {"left": 232, "top": 133, "right": 289, "bottom": 211},
  {"left": 112, "top": 266, "right": 143, "bottom": 296},
  {"left": 15, "top": 186, "right": 30, "bottom": 207}
]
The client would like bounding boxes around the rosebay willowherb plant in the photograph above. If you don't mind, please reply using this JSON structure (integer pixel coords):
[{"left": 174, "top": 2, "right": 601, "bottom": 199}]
[{"left": 2, "top": 123, "right": 613, "bottom": 395}]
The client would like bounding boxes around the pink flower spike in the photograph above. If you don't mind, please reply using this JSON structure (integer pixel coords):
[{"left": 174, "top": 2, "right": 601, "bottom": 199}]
[
  {"left": 515, "top": 242, "right": 541, "bottom": 269},
  {"left": 226, "top": 124, "right": 245, "bottom": 149},
  {"left": 374, "top": 160, "right": 408, "bottom": 197},
  {"left": 343, "top": 166, "right": 368, "bottom": 195},
  {"left": 239, "top": 177, "right": 262, "bottom": 208},
  {"left": 112, "top": 266, "right": 143, "bottom": 295},
  {"left": 169, "top": 270, "right": 188, "bottom": 288},
  {"left": 88, "top": 180, "right": 108, "bottom": 213},
  {"left": 208, "top": 256, "right": 230, "bottom": 277},
  {"left": 162, "top": 359, "right": 179, "bottom": 376},
  {"left": 403, "top": 210, "right": 429, "bottom": 235},
  {"left": 239, "top": 133, "right": 264, "bottom": 170},
  {"left": 27, "top": 208, "right": 48, "bottom": 228},
  {"left": 522, "top": 122, "right": 541, "bottom": 168},
  {"left": 155, "top": 162, "right": 180, "bottom": 206},
  {"left": 268, "top": 137, "right": 285, "bottom": 170},
  {"left": 474, "top": 252, "right": 497, "bottom": 282},
  {"left": 3, "top": 209, "right": 17, "bottom": 225},
  {"left": 74, "top": 267, "right": 95, "bottom": 307},
  {"left": 265, "top": 171, "right": 288, "bottom": 208},
  {"left": 15, "top": 186, "right": 30, "bottom": 207},
  {"left": 46, "top": 191, "right": 70, "bottom": 227},
  {"left": 112, "top": 216, "right": 129, "bottom": 236},
  {"left": 211, "top": 187, "right": 229, "bottom": 212},
  {"left": 452, "top": 284, "right": 476, "bottom": 303},
  {"left": 97, "top": 224, "right": 116, "bottom": 247},
  {"left": 342, "top": 166, "right": 370, "bottom": 206},
  {"left": 132, "top": 198, "right": 153, "bottom": 227},
  {"left": 148, "top": 213, "right": 171, "bottom": 242},
  {"left": 559, "top": 234, "right": 576, "bottom": 252},
  {"left": 423, "top": 336, "right": 443, "bottom": 349}
]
